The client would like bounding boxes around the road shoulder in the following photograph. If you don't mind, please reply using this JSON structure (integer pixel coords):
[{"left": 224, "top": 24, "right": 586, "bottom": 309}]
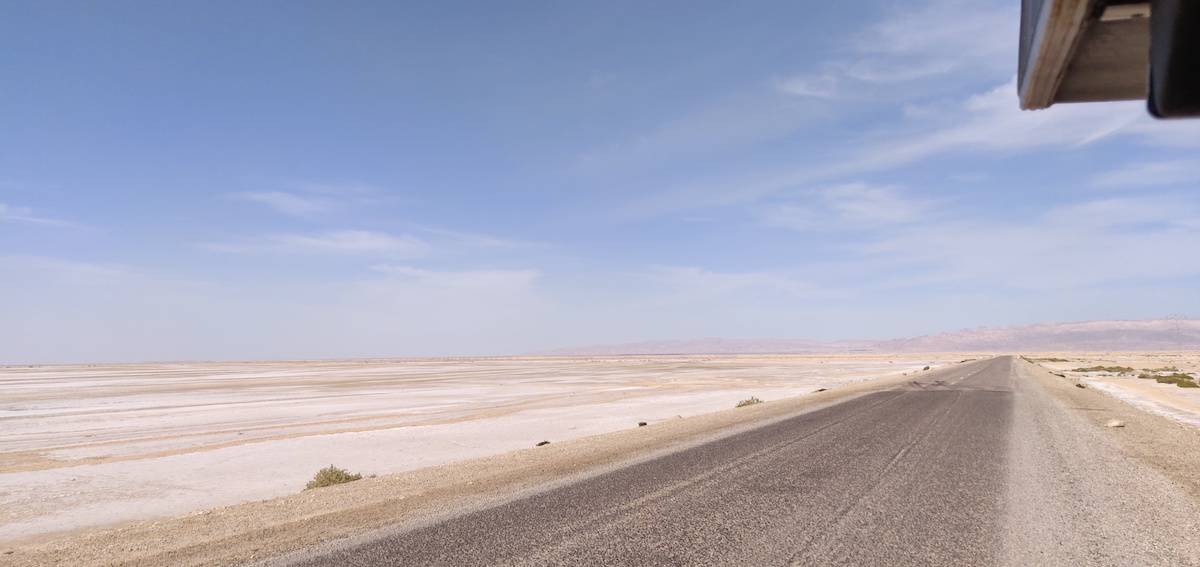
[
  {"left": 1021, "top": 358, "right": 1200, "bottom": 499},
  {"left": 1005, "top": 359, "right": 1200, "bottom": 565}
]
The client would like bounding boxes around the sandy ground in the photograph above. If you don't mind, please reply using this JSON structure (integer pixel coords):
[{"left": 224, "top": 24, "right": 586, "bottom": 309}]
[
  {"left": 3, "top": 360, "right": 984, "bottom": 567},
  {"left": 0, "top": 354, "right": 958, "bottom": 543},
  {"left": 1027, "top": 352, "right": 1200, "bottom": 426},
  {"left": 8, "top": 355, "right": 1200, "bottom": 566}
]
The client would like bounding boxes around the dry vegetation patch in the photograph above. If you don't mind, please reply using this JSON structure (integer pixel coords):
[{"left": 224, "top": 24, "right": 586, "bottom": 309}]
[
  {"left": 1072, "top": 365, "right": 1135, "bottom": 374},
  {"left": 304, "top": 465, "right": 363, "bottom": 490},
  {"left": 1138, "top": 372, "right": 1199, "bottom": 388}
]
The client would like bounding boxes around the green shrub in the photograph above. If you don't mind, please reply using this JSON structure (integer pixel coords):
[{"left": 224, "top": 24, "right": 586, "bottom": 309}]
[
  {"left": 1071, "top": 366, "right": 1134, "bottom": 374},
  {"left": 1155, "top": 373, "right": 1198, "bottom": 388},
  {"left": 1138, "top": 372, "right": 1197, "bottom": 388},
  {"left": 305, "top": 465, "right": 363, "bottom": 490},
  {"left": 736, "top": 396, "right": 763, "bottom": 408}
]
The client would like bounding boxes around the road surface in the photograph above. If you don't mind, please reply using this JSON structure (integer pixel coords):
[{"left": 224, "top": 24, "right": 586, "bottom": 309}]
[{"left": 285, "top": 356, "right": 1200, "bottom": 566}]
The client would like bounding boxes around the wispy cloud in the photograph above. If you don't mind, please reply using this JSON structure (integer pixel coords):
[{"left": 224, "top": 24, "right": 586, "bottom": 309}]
[
  {"left": 370, "top": 264, "right": 540, "bottom": 290},
  {"left": 844, "top": 78, "right": 1140, "bottom": 171},
  {"left": 850, "top": 0, "right": 1014, "bottom": 77},
  {"left": 775, "top": 75, "right": 837, "bottom": 99},
  {"left": 628, "top": 78, "right": 1147, "bottom": 217},
  {"left": 579, "top": 89, "right": 822, "bottom": 172},
  {"left": 1124, "top": 118, "right": 1200, "bottom": 148},
  {"left": 202, "top": 225, "right": 536, "bottom": 258},
  {"left": 854, "top": 194, "right": 1200, "bottom": 290},
  {"left": 761, "top": 183, "right": 935, "bottom": 231},
  {"left": 413, "top": 226, "right": 540, "bottom": 249},
  {"left": 203, "top": 230, "right": 430, "bottom": 256},
  {"left": 647, "top": 266, "right": 814, "bottom": 297},
  {"left": 272, "top": 231, "right": 427, "bottom": 253},
  {"left": 0, "top": 255, "right": 129, "bottom": 282},
  {"left": 299, "top": 182, "right": 381, "bottom": 196},
  {"left": 230, "top": 182, "right": 386, "bottom": 217},
  {"left": 777, "top": 0, "right": 1016, "bottom": 99},
  {"left": 232, "top": 191, "right": 331, "bottom": 216},
  {"left": 0, "top": 202, "right": 73, "bottom": 227},
  {"left": 1092, "top": 160, "right": 1200, "bottom": 188}
]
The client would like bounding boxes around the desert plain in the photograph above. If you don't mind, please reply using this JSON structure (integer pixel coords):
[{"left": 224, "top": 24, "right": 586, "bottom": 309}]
[
  {"left": 0, "top": 354, "right": 960, "bottom": 543},
  {"left": 1034, "top": 352, "right": 1200, "bottom": 426},
  {"left": 4, "top": 352, "right": 1200, "bottom": 565}
]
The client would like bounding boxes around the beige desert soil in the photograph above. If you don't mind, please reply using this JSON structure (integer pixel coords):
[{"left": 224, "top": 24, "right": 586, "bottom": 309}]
[
  {"left": 10, "top": 355, "right": 1200, "bottom": 566},
  {"left": 2, "top": 361, "right": 974, "bottom": 567},
  {"left": 1031, "top": 352, "right": 1200, "bottom": 426},
  {"left": 1, "top": 354, "right": 956, "bottom": 541}
]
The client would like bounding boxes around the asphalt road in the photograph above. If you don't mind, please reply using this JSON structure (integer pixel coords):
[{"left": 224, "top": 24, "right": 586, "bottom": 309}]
[{"left": 287, "top": 356, "right": 1200, "bottom": 566}]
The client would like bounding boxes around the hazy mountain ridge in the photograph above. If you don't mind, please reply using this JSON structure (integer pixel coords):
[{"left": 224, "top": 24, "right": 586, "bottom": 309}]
[{"left": 551, "top": 319, "right": 1200, "bottom": 355}]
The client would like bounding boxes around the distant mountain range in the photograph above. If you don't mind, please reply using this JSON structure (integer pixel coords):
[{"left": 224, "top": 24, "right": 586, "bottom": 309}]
[{"left": 550, "top": 319, "right": 1200, "bottom": 355}]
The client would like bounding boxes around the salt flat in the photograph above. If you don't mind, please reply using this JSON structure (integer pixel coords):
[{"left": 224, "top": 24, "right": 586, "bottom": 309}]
[
  {"left": 0, "top": 354, "right": 954, "bottom": 542},
  {"left": 1033, "top": 352, "right": 1200, "bottom": 426}
]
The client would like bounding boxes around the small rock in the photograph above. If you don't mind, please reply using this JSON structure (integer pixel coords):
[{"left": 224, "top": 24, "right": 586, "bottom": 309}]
[
  {"left": 638, "top": 422, "right": 647, "bottom": 427},
  {"left": 536, "top": 440, "right": 550, "bottom": 447},
  {"left": 815, "top": 388, "right": 828, "bottom": 393},
  {"left": 1075, "top": 383, "right": 1087, "bottom": 389},
  {"left": 1105, "top": 419, "right": 1126, "bottom": 428},
  {"left": 1052, "top": 372, "right": 1066, "bottom": 378},
  {"left": 923, "top": 366, "right": 931, "bottom": 371}
]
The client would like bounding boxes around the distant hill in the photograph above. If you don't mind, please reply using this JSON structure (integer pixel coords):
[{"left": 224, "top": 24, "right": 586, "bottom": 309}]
[{"left": 549, "top": 319, "right": 1200, "bottom": 355}]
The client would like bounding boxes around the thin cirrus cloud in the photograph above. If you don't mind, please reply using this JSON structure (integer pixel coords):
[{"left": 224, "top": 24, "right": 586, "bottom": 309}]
[
  {"left": 0, "top": 202, "right": 73, "bottom": 227},
  {"left": 413, "top": 226, "right": 541, "bottom": 249},
  {"left": 850, "top": 0, "right": 1014, "bottom": 74},
  {"left": 646, "top": 266, "right": 814, "bottom": 298},
  {"left": 775, "top": 75, "right": 838, "bottom": 99},
  {"left": 761, "top": 183, "right": 936, "bottom": 231},
  {"left": 848, "top": 195, "right": 1200, "bottom": 291},
  {"left": 841, "top": 78, "right": 1142, "bottom": 172},
  {"left": 201, "top": 225, "right": 536, "bottom": 258},
  {"left": 231, "top": 191, "right": 332, "bottom": 217},
  {"left": 203, "top": 230, "right": 431, "bottom": 256},
  {"left": 623, "top": 74, "right": 1149, "bottom": 220},
  {"left": 651, "top": 76, "right": 1151, "bottom": 217},
  {"left": 1091, "top": 160, "right": 1200, "bottom": 188},
  {"left": 776, "top": 0, "right": 1016, "bottom": 99},
  {"left": 577, "top": 89, "right": 825, "bottom": 173},
  {"left": 370, "top": 264, "right": 540, "bottom": 290},
  {"left": 0, "top": 255, "right": 129, "bottom": 283}
]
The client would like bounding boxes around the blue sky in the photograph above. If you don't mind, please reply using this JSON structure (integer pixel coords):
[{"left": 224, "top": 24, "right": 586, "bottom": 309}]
[{"left": 3, "top": 0, "right": 1199, "bottom": 362}]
